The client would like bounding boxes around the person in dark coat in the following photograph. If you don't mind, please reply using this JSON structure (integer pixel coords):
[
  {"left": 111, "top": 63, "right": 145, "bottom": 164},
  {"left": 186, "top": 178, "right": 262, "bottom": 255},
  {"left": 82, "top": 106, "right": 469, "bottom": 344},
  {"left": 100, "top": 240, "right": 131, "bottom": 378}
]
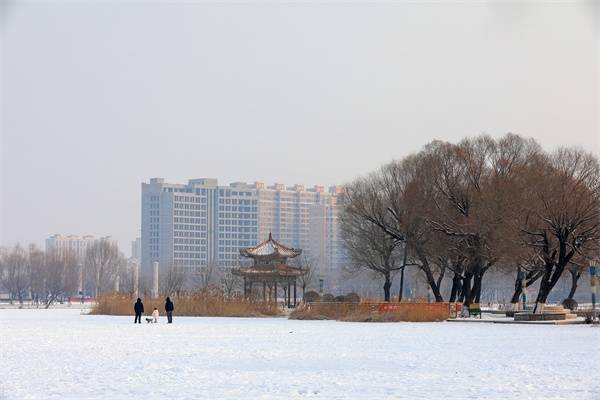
[
  {"left": 165, "top": 297, "right": 174, "bottom": 324},
  {"left": 134, "top": 298, "right": 144, "bottom": 324}
]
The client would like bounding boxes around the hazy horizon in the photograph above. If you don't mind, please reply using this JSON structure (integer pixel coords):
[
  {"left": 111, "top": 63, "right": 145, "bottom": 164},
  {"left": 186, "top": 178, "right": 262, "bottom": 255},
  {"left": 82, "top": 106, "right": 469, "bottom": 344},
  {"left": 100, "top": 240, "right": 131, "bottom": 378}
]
[{"left": 1, "top": 1, "right": 598, "bottom": 255}]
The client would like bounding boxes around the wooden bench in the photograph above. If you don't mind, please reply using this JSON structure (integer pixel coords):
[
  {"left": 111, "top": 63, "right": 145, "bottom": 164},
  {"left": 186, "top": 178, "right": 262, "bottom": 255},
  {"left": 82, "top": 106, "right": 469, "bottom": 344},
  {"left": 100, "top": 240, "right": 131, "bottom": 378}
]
[{"left": 468, "top": 303, "right": 482, "bottom": 319}]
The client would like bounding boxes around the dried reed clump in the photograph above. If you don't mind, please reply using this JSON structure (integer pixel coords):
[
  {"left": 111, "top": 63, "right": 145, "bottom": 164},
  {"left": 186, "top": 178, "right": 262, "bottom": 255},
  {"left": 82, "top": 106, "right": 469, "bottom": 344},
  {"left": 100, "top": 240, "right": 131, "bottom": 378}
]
[
  {"left": 301, "top": 291, "right": 361, "bottom": 304},
  {"left": 290, "top": 302, "right": 449, "bottom": 322},
  {"left": 290, "top": 302, "right": 368, "bottom": 320},
  {"left": 91, "top": 293, "right": 282, "bottom": 317},
  {"left": 341, "top": 308, "right": 448, "bottom": 322}
]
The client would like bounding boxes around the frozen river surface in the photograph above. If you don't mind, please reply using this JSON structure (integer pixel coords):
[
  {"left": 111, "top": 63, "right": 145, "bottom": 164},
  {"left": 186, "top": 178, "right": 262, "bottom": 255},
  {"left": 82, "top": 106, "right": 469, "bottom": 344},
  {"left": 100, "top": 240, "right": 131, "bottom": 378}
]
[{"left": 0, "top": 309, "right": 598, "bottom": 399}]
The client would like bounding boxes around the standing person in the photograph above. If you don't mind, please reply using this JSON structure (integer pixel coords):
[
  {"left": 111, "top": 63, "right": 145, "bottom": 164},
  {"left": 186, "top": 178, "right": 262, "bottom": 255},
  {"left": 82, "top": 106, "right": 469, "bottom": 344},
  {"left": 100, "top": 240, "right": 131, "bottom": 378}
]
[
  {"left": 134, "top": 298, "right": 144, "bottom": 324},
  {"left": 152, "top": 307, "right": 159, "bottom": 323},
  {"left": 165, "top": 297, "right": 174, "bottom": 324}
]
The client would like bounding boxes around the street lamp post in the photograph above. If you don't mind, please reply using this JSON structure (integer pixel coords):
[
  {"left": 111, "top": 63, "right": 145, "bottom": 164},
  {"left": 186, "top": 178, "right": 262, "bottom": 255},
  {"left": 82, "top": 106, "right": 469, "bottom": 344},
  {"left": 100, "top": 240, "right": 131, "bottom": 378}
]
[
  {"left": 590, "top": 261, "right": 597, "bottom": 323},
  {"left": 398, "top": 241, "right": 407, "bottom": 302},
  {"left": 318, "top": 276, "right": 324, "bottom": 296}
]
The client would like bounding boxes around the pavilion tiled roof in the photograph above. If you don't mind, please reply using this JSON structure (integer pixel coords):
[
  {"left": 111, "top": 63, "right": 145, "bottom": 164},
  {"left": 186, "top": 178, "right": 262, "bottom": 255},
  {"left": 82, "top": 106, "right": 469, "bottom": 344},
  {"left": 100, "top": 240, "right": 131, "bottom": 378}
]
[
  {"left": 232, "top": 263, "right": 307, "bottom": 277},
  {"left": 239, "top": 233, "right": 302, "bottom": 259}
]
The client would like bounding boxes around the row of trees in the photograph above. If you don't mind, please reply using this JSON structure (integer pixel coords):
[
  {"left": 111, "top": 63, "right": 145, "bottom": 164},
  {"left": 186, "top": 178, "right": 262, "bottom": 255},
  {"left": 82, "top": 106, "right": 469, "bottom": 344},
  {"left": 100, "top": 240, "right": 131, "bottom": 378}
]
[
  {"left": 0, "top": 240, "right": 127, "bottom": 307},
  {"left": 0, "top": 239, "right": 318, "bottom": 305},
  {"left": 341, "top": 134, "right": 600, "bottom": 311},
  {"left": 0, "top": 244, "right": 76, "bottom": 307}
]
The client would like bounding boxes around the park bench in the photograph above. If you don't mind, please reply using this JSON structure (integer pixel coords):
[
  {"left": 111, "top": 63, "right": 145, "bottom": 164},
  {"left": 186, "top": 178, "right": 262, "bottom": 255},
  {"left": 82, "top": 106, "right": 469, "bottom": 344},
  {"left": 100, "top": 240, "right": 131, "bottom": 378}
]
[{"left": 468, "top": 303, "right": 482, "bottom": 319}]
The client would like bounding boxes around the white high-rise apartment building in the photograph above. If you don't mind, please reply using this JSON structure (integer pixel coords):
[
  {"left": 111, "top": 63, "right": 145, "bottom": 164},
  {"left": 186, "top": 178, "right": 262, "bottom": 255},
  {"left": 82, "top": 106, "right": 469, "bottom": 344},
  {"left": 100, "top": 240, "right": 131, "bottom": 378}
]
[
  {"left": 141, "top": 178, "right": 256, "bottom": 273},
  {"left": 131, "top": 237, "right": 142, "bottom": 261},
  {"left": 308, "top": 189, "right": 349, "bottom": 289},
  {"left": 141, "top": 178, "right": 346, "bottom": 281},
  {"left": 257, "top": 183, "right": 326, "bottom": 252},
  {"left": 45, "top": 234, "right": 117, "bottom": 262}
]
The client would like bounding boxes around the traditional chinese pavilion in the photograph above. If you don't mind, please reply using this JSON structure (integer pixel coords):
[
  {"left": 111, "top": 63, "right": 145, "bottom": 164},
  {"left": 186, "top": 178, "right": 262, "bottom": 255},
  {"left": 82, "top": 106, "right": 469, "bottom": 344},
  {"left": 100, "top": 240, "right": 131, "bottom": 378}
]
[{"left": 233, "top": 233, "right": 306, "bottom": 307}]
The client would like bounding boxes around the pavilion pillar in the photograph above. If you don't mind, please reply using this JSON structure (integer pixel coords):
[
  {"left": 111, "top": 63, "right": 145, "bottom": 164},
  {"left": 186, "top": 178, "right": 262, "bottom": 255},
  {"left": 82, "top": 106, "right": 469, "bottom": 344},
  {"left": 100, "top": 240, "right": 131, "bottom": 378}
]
[
  {"left": 293, "top": 280, "right": 297, "bottom": 307},
  {"left": 274, "top": 281, "right": 277, "bottom": 304},
  {"left": 287, "top": 281, "right": 291, "bottom": 308},
  {"left": 243, "top": 276, "right": 247, "bottom": 299},
  {"left": 263, "top": 281, "right": 266, "bottom": 302}
]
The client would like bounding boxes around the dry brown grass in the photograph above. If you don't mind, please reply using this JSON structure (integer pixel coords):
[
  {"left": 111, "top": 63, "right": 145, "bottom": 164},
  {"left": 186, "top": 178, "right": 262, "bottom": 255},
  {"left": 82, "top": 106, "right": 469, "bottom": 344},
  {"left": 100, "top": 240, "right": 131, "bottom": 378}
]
[
  {"left": 290, "top": 302, "right": 367, "bottom": 320},
  {"left": 290, "top": 302, "right": 449, "bottom": 322},
  {"left": 91, "top": 293, "right": 282, "bottom": 317}
]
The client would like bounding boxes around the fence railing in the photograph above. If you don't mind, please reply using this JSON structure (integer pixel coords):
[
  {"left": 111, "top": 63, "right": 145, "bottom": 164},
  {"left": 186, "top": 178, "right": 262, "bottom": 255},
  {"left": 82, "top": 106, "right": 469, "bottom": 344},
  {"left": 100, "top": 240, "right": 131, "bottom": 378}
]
[{"left": 295, "top": 301, "right": 451, "bottom": 322}]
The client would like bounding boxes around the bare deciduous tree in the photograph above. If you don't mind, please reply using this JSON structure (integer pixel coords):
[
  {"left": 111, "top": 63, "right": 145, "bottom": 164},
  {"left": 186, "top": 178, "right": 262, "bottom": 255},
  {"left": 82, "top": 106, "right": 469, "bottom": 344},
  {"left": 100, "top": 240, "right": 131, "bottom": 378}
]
[
  {"left": 292, "top": 254, "right": 317, "bottom": 300},
  {"left": 507, "top": 251, "right": 544, "bottom": 306},
  {"left": 216, "top": 267, "right": 240, "bottom": 298},
  {"left": 85, "top": 239, "right": 120, "bottom": 298},
  {"left": 343, "top": 157, "right": 445, "bottom": 302},
  {"left": 44, "top": 250, "right": 79, "bottom": 308},
  {"left": 423, "top": 135, "right": 540, "bottom": 305},
  {"left": 117, "top": 259, "right": 138, "bottom": 297},
  {"left": 0, "top": 244, "right": 29, "bottom": 304},
  {"left": 27, "top": 244, "right": 46, "bottom": 305},
  {"left": 341, "top": 209, "right": 403, "bottom": 302},
  {"left": 341, "top": 133, "right": 597, "bottom": 308},
  {"left": 161, "top": 266, "right": 187, "bottom": 297},
  {"left": 565, "top": 260, "right": 586, "bottom": 303},
  {"left": 519, "top": 148, "right": 600, "bottom": 311},
  {"left": 191, "top": 263, "right": 215, "bottom": 292}
]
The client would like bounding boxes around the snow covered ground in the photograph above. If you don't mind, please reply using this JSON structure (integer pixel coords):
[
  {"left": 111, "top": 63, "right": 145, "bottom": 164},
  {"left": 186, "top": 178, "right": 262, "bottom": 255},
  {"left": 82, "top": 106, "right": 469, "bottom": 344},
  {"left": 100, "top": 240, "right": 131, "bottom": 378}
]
[{"left": 1, "top": 309, "right": 598, "bottom": 400}]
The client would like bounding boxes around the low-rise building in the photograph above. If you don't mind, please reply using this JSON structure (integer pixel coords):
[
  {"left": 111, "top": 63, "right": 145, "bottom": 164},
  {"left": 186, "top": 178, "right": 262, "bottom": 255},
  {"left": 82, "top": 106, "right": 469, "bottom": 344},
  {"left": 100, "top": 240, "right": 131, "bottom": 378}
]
[{"left": 45, "top": 234, "right": 117, "bottom": 262}]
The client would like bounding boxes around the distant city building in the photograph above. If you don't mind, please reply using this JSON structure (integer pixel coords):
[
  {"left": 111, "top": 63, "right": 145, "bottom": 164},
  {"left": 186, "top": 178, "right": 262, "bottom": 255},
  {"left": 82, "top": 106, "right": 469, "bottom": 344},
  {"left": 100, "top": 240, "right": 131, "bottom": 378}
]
[
  {"left": 46, "top": 234, "right": 119, "bottom": 296},
  {"left": 131, "top": 237, "right": 141, "bottom": 260},
  {"left": 45, "top": 234, "right": 117, "bottom": 263},
  {"left": 140, "top": 178, "right": 346, "bottom": 288},
  {"left": 308, "top": 191, "right": 349, "bottom": 289}
]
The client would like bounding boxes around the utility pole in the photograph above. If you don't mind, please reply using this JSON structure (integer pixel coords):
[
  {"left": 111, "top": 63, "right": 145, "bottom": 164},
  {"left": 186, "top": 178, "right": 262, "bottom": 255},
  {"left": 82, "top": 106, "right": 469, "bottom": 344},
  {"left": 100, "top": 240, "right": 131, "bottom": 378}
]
[
  {"left": 590, "top": 261, "right": 597, "bottom": 323},
  {"left": 398, "top": 241, "right": 407, "bottom": 302}
]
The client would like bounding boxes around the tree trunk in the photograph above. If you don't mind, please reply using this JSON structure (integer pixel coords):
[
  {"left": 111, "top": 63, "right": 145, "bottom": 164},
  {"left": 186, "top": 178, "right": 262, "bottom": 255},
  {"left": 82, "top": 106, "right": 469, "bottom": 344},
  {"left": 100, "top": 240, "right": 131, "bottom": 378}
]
[
  {"left": 534, "top": 266, "right": 556, "bottom": 311},
  {"left": 45, "top": 294, "right": 59, "bottom": 309},
  {"left": 535, "top": 263, "right": 568, "bottom": 310},
  {"left": 511, "top": 270, "right": 523, "bottom": 304},
  {"left": 464, "top": 265, "right": 491, "bottom": 306},
  {"left": 383, "top": 275, "right": 392, "bottom": 302},
  {"left": 534, "top": 240, "right": 574, "bottom": 312},
  {"left": 398, "top": 246, "right": 408, "bottom": 302},
  {"left": 473, "top": 273, "right": 483, "bottom": 304},
  {"left": 567, "top": 269, "right": 581, "bottom": 300},
  {"left": 458, "top": 282, "right": 466, "bottom": 303},
  {"left": 95, "top": 269, "right": 102, "bottom": 299},
  {"left": 462, "top": 273, "right": 473, "bottom": 305},
  {"left": 432, "top": 284, "right": 443, "bottom": 302},
  {"left": 416, "top": 252, "right": 444, "bottom": 302},
  {"left": 535, "top": 280, "right": 551, "bottom": 311},
  {"left": 398, "top": 266, "right": 405, "bottom": 302},
  {"left": 421, "top": 268, "right": 443, "bottom": 302},
  {"left": 449, "top": 272, "right": 462, "bottom": 303},
  {"left": 511, "top": 270, "right": 542, "bottom": 304}
]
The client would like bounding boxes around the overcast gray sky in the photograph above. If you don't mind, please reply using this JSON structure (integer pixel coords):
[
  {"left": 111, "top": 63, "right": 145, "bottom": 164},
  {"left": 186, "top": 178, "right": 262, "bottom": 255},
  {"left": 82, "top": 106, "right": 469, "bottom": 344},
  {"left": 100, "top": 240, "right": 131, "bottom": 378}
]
[{"left": 1, "top": 1, "right": 598, "bottom": 254}]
